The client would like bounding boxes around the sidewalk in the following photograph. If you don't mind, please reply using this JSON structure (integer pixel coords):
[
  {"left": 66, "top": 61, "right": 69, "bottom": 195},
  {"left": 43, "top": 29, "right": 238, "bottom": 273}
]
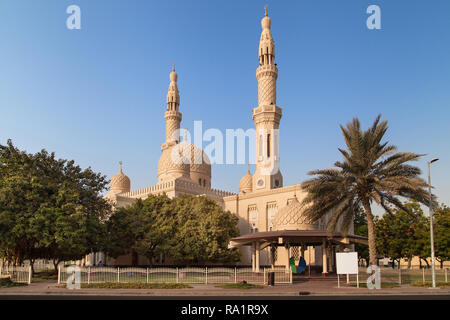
[{"left": 0, "top": 280, "right": 449, "bottom": 297}]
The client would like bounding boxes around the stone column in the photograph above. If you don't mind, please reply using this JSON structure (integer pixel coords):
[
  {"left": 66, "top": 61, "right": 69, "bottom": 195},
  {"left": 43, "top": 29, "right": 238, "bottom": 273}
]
[
  {"left": 251, "top": 244, "right": 256, "bottom": 271},
  {"left": 286, "top": 246, "right": 290, "bottom": 272},
  {"left": 255, "top": 242, "right": 260, "bottom": 272},
  {"left": 322, "top": 239, "right": 328, "bottom": 275},
  {"left": 328, "top": 246, "right": 334, "bottom": 272},
  {"left": 270, "top": 246, "right": 275, "bottom": 269}
]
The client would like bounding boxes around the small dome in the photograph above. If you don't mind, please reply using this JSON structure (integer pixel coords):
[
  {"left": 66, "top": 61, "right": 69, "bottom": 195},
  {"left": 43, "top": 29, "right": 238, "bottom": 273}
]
[
  {"left": 272, "top": 195, "right": 319, "bottom": 231},
  {"left": 261, "top": 6, "right": 271, "bottom": 30},
  {"left": 110, "top": 165, "right": 130, "bottom": 194},
  {"left": 239, "top": 170, "right": 253, "bottom": 193},
  {"left": 170, "top": 70, "right": 177, "bottom": 82},
  {"left": 170, "top": 63, "right": 178, "bottom": 82}
]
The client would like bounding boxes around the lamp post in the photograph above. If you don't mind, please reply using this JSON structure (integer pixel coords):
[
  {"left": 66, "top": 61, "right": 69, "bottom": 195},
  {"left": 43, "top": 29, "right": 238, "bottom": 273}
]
[{"left": 428, "top": 158, "right": 439, "bottom": 288}]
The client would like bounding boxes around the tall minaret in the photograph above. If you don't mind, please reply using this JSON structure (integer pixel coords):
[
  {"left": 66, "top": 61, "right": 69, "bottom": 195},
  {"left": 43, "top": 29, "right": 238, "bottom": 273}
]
[
  {"left": 252, "top": 6, "right": 283, "bottom": 191},
  {"left": 162, "top": 63, "right": 182, "bottom": 151}
]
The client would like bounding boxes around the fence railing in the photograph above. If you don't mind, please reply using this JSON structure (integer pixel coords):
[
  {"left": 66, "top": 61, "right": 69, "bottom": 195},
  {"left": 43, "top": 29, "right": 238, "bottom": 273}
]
[
  {"left": 0, "top": 266, "right": 31, "bottom": 284},
  {"left": 58, "top": 266, "right": 292, "bottom": 285},
  {"left": 343, "top": 267, "right": 449, "bottom": 286}
]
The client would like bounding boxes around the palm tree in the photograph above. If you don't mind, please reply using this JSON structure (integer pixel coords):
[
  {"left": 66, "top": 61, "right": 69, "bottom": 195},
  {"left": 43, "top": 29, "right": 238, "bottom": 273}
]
[{"left": 301, "top": 115, "right": 432, "bottom": 266}]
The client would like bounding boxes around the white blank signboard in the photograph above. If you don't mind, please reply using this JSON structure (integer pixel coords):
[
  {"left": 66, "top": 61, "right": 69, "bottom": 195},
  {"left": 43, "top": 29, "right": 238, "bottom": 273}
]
[{"left": 336, "top": 252, "right": 358, "bottom": 275}]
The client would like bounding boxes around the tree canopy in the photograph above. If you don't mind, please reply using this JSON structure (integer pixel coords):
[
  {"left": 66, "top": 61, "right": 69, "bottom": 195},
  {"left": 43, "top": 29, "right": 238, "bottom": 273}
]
[
  {"left": 354, "top": 200, "right": 449, "bottom": 269},
  {"left": 105, "top": 194, "right": 240, "bottom": 265},
  {"left": 433, "top": 205, "right": 450, "bottom": 268},
  {"left": 0, "top": 139, "right": 111, "bottom": 272},
  {"left": 375, "top": 201, "right": 429, "bottom": 268}
]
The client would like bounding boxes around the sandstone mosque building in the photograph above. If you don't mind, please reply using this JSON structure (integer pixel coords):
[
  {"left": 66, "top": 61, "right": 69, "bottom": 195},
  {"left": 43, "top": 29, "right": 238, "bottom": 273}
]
[{"left": 102, "top": 7, "right": 366, "bottom": 274}]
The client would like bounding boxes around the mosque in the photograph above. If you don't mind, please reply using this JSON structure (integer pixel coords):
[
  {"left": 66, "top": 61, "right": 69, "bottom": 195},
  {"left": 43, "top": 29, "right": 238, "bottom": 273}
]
[{"left": 102, "top": 7, "right": 366, "bottom": 274}]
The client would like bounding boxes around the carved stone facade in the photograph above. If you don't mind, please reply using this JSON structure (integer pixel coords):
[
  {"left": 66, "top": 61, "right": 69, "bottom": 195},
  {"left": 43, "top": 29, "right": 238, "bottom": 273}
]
[{"left": 102, "top": 8, "right": 353, "bottom": 268}]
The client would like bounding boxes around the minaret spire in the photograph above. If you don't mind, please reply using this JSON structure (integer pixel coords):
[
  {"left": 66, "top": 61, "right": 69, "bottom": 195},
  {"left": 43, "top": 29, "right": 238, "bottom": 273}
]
[
  {"left": 163, "top": 64, "right": 182, "bottom": 149},
  {"left": 252, "top": 6, "right": 283, "bottom": 191}
]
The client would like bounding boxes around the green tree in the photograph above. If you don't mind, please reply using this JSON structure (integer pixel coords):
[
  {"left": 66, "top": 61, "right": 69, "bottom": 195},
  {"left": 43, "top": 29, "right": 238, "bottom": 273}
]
[
  {"left": 104, "top": 194, "right": 176, "bottom": 266},
  {"left": 375, "top": 201, "right": 428, "bottom": 269},
  {"left": 301, "top": 115, "right": 432, "bottom": 266},
  {"left": 434, "top": 205, "right": 450, "bottom": 269},
  {"left": 169, "top": 195, "right": 240, "bottom": 265},
  {"left": 105, "top": 194, "right": 240, "bottom": 265},
  {"left": 0, "top": 140, "right": 111, "bottom": 273}
]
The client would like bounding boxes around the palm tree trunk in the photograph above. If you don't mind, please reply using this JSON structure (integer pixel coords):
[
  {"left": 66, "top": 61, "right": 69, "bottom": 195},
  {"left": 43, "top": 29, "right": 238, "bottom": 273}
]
[{"left": 362, "top": 199, "right": 377, "bottom": 266}]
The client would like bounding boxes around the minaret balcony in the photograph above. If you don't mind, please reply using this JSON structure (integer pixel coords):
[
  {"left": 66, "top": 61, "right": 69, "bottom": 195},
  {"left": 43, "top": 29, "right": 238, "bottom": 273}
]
[
  {"left": 252, "top": 104, "right": 282, "bottom": 117},
  {"left": 164, "top": 110, "right": 182, "bottom": 120},
  {"left": 256, "top": 64, "right": 278, "bottom": 78}
]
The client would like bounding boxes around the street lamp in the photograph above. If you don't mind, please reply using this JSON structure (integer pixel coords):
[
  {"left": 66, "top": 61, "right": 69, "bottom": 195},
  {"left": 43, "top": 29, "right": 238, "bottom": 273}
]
[{"left": 427, "top": 158, "right": 439, "bottom": 288}]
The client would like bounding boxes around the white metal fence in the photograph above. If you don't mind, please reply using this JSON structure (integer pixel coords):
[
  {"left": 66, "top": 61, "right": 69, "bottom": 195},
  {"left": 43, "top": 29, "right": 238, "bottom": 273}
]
[
  {"left": 0, "top": 265, "right": 32, "bottom": 284},
  {"left": 58, "top": 266, "right": 292, "bottom": 285},
  {"left": 344, "top": 267, "right": 449, "bottom": 286}
]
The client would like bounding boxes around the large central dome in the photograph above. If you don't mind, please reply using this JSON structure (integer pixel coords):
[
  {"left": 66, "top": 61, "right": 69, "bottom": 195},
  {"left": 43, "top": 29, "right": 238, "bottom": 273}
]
[{"left": 158, "top": 141, "right": 211, "bottom": 187}]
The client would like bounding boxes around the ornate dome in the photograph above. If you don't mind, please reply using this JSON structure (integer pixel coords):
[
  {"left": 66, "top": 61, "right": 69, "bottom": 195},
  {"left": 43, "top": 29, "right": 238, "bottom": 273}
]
[
  {"left": 261, "top": 6, "right": 271, "bottom": 30},
  {"left": 188, "top": 143, "right": 211, "bottom": 177},
  {"left": 157, "top": 145, "right": 190, "bottom": 180},
  {"left": 157, "top": 141, "right": 211, "bottom": 182},
  {"left": 169, "top": 62, "right": 178, "bottom": 82},
  {"left": 239, "top": 169, "right": 253, "bottom": 194},
  {"left": 110, "top": 164, "right": 130, "bottom": 194},
  {"left": 272, "top": 195, "right": 319, "bottom": 231}
]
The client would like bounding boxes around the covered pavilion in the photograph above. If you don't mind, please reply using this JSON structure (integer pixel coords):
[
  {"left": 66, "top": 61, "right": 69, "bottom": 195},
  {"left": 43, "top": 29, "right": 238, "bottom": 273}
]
[
  {"left": 228, "top": 195, "right": 368, "bottom": 275},
  {"left": 229, "top": 230, "right": 368, "bottom": 274}
]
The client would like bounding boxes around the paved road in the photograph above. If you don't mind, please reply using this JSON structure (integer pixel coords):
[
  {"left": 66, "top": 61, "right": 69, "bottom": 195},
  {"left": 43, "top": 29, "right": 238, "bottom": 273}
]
[
  {"left": 0, "top": 280, "right": 449, "bottom": 298},
  {"left": 0, "top": 294, "right": 449, "bottom": 300}
]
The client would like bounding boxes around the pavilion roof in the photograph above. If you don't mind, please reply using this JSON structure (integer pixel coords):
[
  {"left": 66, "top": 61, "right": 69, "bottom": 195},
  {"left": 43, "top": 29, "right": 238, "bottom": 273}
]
[{"left": 228, "top": 230, "right": 368, "bottom": 248}]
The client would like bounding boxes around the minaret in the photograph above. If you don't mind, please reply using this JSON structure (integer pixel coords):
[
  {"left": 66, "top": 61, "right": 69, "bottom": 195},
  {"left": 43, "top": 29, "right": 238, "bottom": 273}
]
[
  {"left": 252, "top": 6, "right": 283, "bottom": 191},
  {"left": 162, "top": 63, "right": 182, "bottom": 151}
]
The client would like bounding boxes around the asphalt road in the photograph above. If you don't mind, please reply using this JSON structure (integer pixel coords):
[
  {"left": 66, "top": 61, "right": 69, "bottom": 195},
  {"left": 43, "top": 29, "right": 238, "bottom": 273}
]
[{"left": 0, "top": 294, "right": 449, "bottom": 300}]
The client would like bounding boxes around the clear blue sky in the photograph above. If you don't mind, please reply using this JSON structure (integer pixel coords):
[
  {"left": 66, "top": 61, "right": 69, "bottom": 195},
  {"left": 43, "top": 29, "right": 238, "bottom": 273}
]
[{"left": 1, "top": 0, "right": 449, "bottom": 208}]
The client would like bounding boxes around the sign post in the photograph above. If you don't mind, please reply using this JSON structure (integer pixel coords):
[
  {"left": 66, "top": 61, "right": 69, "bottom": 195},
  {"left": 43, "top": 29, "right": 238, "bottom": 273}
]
[{"left": 336, "top": 252, "right": 359, "bottom": 288}]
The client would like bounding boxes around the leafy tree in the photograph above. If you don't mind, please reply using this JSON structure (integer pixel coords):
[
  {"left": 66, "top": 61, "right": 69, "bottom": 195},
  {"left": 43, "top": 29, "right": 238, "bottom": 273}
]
[
  {"left": 0, "top": 140, "right": 111, "bottom": 273},
  {"left": 0, "top": 140, "right": 43, "bottom": 268},
  {"left": 434, "top": 205, "right": 450, "bottom": 269},
  {"left": 375, "top": 201, "right": 428, "bottom": 268},
  {"left": 301, "top": 115, "right": 432, "bottom": 266},
  {"left": 105, "top": 194, "right": 240, "bottom": 265},
  {"left": 104, "top": 195, "right": 176, "bottom": 265},
  {"left": 169, "top": 195, "right": 240, "bottom": 264}
]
